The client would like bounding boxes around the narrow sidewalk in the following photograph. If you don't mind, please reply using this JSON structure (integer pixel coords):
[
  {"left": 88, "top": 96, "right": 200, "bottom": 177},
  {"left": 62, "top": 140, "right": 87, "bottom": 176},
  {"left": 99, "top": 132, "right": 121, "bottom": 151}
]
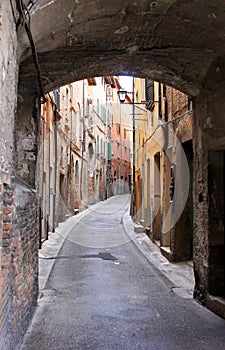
[{"left": 39, "top": 196, "right": 194, "bottom": 299}]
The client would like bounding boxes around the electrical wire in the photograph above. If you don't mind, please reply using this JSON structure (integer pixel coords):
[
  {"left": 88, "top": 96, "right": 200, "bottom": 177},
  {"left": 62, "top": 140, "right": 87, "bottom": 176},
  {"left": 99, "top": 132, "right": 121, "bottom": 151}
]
[
  {"left": 133, "top": 109, "right": 192, "bottom": 155},
  {"left": 27, "top": 0, "right": 40, "bottom": 12},
  {"left": 17, "top": 0, "right": 47, "bottom": 104},
  {"left": 10, "top": 0, "right": 18, "bottom": 26}
]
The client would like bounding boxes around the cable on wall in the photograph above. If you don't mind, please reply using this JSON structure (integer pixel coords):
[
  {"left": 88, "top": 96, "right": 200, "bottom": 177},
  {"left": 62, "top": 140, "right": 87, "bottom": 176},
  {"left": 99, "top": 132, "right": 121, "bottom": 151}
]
[
  {"left": 134, "top": 109, "right": 192, "bottom": 155},
  {"left": 16, "top": 0, "right": 47, "bottom": 104}
]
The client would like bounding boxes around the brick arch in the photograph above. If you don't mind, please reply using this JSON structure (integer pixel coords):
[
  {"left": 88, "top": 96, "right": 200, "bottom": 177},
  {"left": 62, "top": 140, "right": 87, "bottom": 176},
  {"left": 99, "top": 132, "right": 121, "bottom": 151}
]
[{"left": 18, "top": 0, "right": 225, "bottom": 98}]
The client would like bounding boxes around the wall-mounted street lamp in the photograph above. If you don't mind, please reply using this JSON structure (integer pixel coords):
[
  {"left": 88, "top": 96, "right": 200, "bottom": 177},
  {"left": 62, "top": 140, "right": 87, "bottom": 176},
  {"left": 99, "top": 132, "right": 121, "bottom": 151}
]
[
  {"left": 117, "top": 88, "right": 151, "bottom": 107},
  {"left": 117, "top": 88, "right": 128, "bottom": 103}
]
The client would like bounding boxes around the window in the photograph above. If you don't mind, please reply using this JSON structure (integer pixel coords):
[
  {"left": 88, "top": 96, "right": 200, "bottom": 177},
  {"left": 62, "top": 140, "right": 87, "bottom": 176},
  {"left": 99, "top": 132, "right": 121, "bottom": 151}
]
[
  {"left": 96, "top": 135, "right": 99, "bottom": 153},
  {"left": 124, "top": 128, "right": 127, "bottom": 139},
  {"left": 75, "top": 161, "right": 79, "bottom": 180},
  {"left": 65, "top": 88, "right": 69, "bottom": 116},
  {"left": 86, "top": 99, "right": 90, "bottom": 117},
  {"left": 97, "top": 99, "right": 100, "bottom": 114},
  {"left": 158, "top": 83, "right": 162, "bottom": 120},
  {"left": 70, "top": 85, "right": 73, "bottom": 101},
  {"left": 60, "top": 146, "right": 63, "bottom": 166},
  {"left": 103, "top": 106, "right": 106, "bottom": 123},
  {"left": 145, "top": 80, "right": 154, "bottom": 111},
  {"left": 163, "top": 85, "right": 168, "bottom": 122},
  {"left": 188, "top": 96, "right": 192, "bottom": 111},
  {"left": 108, "top": 143, "right": 112, "bottom": 160},
  {"left": 88, "top": 143, "right": 94, "bottom": 159},
  {"left": 116, "top": 123, "right": 121, "bottom": 134},
  {"left": 55, "top": 88, "right": 60, "bottom": 111}
]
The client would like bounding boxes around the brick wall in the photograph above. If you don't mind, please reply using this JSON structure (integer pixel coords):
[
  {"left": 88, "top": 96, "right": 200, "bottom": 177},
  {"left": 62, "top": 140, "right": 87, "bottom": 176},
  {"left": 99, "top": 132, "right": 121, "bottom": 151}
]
[
  {"left": 0, "top": 0, "right": 17, "bottom": 347},
  {"left": 166, "top": 86, "right": 192, "bottom": 141}
]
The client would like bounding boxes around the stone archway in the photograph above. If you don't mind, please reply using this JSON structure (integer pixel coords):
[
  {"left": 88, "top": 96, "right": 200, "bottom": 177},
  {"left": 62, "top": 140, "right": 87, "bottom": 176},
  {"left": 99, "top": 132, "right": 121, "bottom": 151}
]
[
  {"left": 16, "top": 0, "right": 225, "bottom": 319},
  {"left": 19, "top": 0, "right": 225, "bottom": 98},
  {"left": 2, "top": 1, "right": 225, "bottom": 348}
]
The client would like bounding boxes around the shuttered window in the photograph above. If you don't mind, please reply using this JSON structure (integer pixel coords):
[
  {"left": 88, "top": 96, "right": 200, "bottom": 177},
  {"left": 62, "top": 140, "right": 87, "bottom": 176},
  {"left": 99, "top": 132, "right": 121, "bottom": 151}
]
[
  {"left": 108, "top": 143, "right": 112, "bottom": 160},
  {"left": 145, "top": 80, "right": 155, "bottom": 111}
]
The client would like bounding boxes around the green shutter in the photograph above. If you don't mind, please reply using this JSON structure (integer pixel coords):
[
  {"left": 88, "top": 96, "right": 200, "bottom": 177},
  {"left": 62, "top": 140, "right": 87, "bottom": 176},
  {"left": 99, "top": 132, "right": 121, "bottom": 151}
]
[{"left": 108, "top": 143, "right": 112, "bottom": 160}]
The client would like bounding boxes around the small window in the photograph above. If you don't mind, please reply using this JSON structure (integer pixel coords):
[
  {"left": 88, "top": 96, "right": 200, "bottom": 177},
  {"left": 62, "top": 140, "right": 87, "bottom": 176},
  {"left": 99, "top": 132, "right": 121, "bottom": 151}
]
[
  {"left": 88, "top": 143, "right": 94, "bottom": 159},
  {"left": 145, "top": 80, "right": 154, "bottom": 111},
  {"left": 55, "top": 88, "right": 60, "bottom": 111}
]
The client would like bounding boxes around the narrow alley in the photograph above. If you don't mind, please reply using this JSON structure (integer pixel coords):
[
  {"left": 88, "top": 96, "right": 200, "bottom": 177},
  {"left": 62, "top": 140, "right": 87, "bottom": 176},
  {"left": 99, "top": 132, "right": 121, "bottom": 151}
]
[{"left": 20, "top": 195, "right": 225, "bottom": 350}]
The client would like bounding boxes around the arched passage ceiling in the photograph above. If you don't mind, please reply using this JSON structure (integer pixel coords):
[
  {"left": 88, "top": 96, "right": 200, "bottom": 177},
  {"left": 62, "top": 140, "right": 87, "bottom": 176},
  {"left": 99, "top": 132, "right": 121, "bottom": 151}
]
[{"left": 18, "top": 0, "right": 225, "bottom": 97}]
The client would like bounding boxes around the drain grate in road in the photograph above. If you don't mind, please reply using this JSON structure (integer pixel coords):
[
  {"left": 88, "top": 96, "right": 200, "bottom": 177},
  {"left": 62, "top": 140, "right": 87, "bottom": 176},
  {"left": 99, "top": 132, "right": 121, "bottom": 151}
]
[
  {"left": 98, "top": 252, "right": 118, "bottom": 261},
  {"left": 79, "top": 252, "right": 118, "bottom": 261},
  {"left": 40, "top": 252, "right": 118, "bottom": 261}
]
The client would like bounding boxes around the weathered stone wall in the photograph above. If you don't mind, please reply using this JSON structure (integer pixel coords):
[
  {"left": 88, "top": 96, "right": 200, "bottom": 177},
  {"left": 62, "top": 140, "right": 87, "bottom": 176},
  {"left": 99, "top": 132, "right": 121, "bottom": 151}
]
[
  {"left": 193, "top": 58, "right": 225, "bottom": 316},
  {"left": 0, "top": 1, "right": 18, "bottom": 348},
  {"left": 15, "top": 95, "right": 39, "bottom": 188},
  {"left": 0, "top": 2, "right": 39, "bottom": 349},
  {"left": 193, "top": 95, "right": 211, "bottom": 304},
  {"left": 164, "top": 87, "right": 193, "bottom": 262}
]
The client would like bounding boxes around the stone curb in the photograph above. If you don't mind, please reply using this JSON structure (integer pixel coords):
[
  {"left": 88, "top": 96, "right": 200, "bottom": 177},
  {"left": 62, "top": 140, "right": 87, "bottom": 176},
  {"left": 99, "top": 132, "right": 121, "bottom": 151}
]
[
  {"left": 122, "top": 209, "right": 195, "bottom": 299},
  {"left": 39, "top": 198, "right": 195, "bottom": 300}
]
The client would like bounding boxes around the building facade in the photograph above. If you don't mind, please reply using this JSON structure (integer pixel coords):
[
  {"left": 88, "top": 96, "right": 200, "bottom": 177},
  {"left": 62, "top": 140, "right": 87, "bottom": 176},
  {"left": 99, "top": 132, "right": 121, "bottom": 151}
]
[
  {"left": 132, "top": 78, "right": 193, "bottom": 263},
  {"left": 111, "top": 78, "right": 132, "bottom": 195},
  {"left": 38, "top": 76, "right": 132, "bottom": 245}
]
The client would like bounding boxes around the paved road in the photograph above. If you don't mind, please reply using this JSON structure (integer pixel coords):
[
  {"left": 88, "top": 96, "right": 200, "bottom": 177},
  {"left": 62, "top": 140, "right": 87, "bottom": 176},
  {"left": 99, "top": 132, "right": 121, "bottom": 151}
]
[{"left": 21, "top": 195, "right": 225, "bottom": 350}]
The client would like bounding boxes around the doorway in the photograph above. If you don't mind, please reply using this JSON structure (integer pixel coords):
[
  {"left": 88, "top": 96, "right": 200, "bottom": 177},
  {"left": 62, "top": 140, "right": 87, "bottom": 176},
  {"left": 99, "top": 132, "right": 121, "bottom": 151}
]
[
  {"left": 208, "top": 150, "right": 225, "bottom": 297},
  {"left": 153, "top": 152, "right": 161, "bottom": 241}
]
